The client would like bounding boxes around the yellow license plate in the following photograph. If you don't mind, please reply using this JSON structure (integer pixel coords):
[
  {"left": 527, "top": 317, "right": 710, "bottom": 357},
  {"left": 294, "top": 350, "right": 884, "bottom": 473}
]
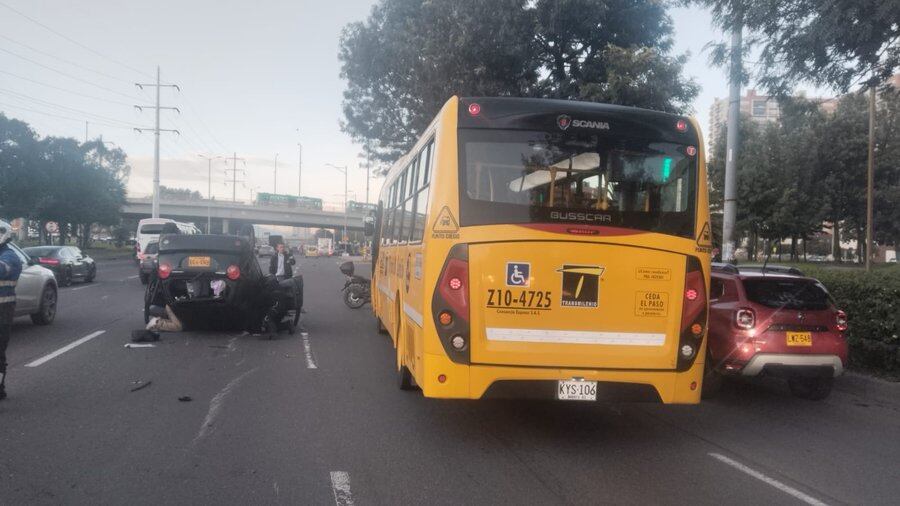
[
  {"left": 187, "top": 256, "right": 211, "bottom": 268},
  {"left": 786, "top": 332, "right": 812, "bottom": 346}
]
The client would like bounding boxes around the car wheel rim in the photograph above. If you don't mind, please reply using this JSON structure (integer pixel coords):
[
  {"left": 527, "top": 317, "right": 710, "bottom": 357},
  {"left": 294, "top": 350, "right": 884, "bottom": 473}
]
[{"left": 44, "top": 290, "right": 57, "bottom": 319}]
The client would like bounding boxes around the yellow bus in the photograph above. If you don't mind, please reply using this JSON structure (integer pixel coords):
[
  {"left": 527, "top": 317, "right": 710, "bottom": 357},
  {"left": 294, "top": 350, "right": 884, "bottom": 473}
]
[{"left": 371, "top": 97, "right": 710, "bottom": 404}]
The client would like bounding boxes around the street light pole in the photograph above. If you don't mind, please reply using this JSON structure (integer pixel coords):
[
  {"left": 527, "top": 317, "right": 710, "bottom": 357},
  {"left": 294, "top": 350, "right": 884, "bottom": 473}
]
[
  {"left": 296, "top": 128, "right": 303, "bottom": 196},
  {"left": 274, "top": 153, "right": 279, "bottom": 194},
  {"left": 326, "top": 163, "right": 349, "bottom": 243}
]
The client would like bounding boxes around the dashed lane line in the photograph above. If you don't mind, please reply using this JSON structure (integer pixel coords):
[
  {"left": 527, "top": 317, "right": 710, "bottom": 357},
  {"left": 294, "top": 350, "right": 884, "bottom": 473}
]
[
  {"left": 330, "top": 471, "right": 354, "bottom": 506},
  {"left": 708, "top": 453, "right": 830, "bottom": 506},
  {"left": 302, "top": 332, "right": 317, "bottom": 369},
  {"left": 25, "top": 330, "right": 106, "bottom": 367}
]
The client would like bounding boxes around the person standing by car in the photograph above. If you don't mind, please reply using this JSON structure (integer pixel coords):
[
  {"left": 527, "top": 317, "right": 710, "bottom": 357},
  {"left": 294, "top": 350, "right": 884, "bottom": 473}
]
[
  {"left": 269, "top": 242, "right": 295, "bottom": 281},
  {"left": 0, "top": 220, "right": 24, "bottom": 401}
]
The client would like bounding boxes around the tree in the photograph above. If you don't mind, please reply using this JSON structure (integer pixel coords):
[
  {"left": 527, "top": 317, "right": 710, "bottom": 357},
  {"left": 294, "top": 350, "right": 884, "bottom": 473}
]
[
  {"left": 339, "top": 0, "right": 699, "bottom": 161},
  {"left": 159, "top": 185, "right": 203, "bottom": 201}
]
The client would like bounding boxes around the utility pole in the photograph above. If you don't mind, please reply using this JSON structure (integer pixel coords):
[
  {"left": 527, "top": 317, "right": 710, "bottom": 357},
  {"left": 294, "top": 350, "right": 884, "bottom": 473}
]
[
  {"left": 721, "top": 15, "right": 743, "bottom": 263},
  {"left": 296, "top": 128, "right": 303, "bottom": 196},
  {"left": 198, "top": 154, "right": 223, "bottom": 232},
  {"left": 865, "top": 78, "right": 876, "bottom": 271},
  {"left": 224, "top": 152, "right": 246, "bottom": 202},
  {"left": 134, "top": 66, "right": 180, "bottom": 218},
  {"left": 85, "top": 121, "right": 89, "bottom": 143},
  {"left": 274, "top": 153, "right": 279, "bottom": 194}
]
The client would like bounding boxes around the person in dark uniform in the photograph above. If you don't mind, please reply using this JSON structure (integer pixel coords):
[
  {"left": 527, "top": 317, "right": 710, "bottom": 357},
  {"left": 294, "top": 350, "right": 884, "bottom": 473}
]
[
  {"left": 269, "top": 242, "right": 295, "bottom": 281},
  {"left": 0, "top": 220, "right": 23, "bottom": 401}
]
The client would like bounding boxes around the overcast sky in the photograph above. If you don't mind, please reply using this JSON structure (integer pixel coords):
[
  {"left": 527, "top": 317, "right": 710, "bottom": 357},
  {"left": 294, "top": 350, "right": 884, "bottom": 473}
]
[{"left": 1, "top": 0, "right": 745, "bottom": 209}]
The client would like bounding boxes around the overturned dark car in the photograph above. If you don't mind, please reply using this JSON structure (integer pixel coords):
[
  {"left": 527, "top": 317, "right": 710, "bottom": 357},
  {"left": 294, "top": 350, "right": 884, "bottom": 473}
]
[{"left": 144, "top": 233, "right": 302, "bottom": 333}]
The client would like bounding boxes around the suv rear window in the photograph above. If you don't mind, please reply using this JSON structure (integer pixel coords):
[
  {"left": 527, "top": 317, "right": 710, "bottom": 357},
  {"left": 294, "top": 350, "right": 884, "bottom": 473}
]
[{"left": 742, "top": 278, "right": 831, "bottom": 310}]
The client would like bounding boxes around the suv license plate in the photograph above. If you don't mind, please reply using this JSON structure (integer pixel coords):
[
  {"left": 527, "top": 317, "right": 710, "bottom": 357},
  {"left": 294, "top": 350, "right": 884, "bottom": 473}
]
[
  {"left": 558, "top": 379, "right": 598, "bottom": 401},
  {"left": 786, "top": 331, "right": 812, "bottom": 346}
]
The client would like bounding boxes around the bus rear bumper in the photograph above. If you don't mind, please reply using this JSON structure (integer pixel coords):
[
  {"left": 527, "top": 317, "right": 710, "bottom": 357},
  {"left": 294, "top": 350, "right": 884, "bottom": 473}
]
[{"left": 419, "top": 353, "right": 704, "bottom": 404}]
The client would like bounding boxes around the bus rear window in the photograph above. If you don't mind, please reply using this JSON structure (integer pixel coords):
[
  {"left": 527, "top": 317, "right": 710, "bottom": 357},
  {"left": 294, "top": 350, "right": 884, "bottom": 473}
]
[
  {"left": 742, "top": 278, "right": 831, "bottom": 310},
  {"left": 458, "top": 128, "right": 696, "bottom": 237}
]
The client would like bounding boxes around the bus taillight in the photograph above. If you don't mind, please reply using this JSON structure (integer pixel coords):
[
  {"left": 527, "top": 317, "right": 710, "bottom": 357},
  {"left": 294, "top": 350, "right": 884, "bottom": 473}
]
[
  {"left": 677, "top": 256, "right": 707, "bottom": 371},
  {"left": 432, "top": 244, "right": 470, "bottom": 364}
]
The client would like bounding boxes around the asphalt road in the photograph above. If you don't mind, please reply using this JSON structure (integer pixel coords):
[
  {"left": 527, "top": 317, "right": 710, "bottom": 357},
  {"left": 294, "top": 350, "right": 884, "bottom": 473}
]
[{"left": 1, "top": 256, "right": 899, "bottom": 505}]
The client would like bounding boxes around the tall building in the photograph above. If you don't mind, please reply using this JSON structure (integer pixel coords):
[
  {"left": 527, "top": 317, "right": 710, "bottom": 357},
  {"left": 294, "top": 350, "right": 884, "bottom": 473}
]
[{"left": 708, "top": 89, "right": 838, "bottom": 153}]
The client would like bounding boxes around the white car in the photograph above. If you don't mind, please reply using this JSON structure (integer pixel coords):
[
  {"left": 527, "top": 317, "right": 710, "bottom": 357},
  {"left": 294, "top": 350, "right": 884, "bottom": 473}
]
[{"left": 8, "top": 242, "right": 58, "bottom": 324}]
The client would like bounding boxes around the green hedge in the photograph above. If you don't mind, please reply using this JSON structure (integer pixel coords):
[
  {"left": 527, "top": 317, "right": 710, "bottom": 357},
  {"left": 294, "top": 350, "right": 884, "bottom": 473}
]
[{"left": 801, "top": 265, "right": 900, "bottom": 378}]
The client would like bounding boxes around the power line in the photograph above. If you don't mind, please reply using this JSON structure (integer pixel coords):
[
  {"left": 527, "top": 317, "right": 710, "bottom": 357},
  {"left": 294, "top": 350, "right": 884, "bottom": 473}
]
[
  {"left": 0, "top": 70, "right": 134, "bottom": 107},
  {"left": 0, "top": 1, "right": 154, "bottom": 80},
  {"left": 0, "top": 88, "right": 139, "bottom": 128},
  {"left": 0, "top": 101, "right": 138, "bottom": 131},
  {"left": 0, "top": 34, "right": 136, "bottom": 85},
  {"left": 0, "top": 46, "right": 142, "bottom": 101}
]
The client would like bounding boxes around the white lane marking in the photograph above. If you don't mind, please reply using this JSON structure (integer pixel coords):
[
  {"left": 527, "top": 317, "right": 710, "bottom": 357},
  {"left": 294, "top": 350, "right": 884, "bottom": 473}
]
[
  {"left": 301, "top": 332, "right": 317, "bottom": 369},
  {"left": 70, "top": 283, "right": 99, "bottom": 291},
  {"left": 708, "top": 453, "right": 829, "bottom": 506},
  {"left": 25, "top": 330, "right": 106, "bottom": 367},
  {"left": 193, "top": 368, "right": 258, "bottom": 445},
  {"left": 330, "top": 471, "right": 354, "bottom": 506}
]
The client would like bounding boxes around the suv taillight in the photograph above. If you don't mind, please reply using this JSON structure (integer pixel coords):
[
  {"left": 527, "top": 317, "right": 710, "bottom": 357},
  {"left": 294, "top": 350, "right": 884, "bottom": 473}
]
[
  {"left": 835, "top": 310, "right": 848, "bottom": 332},
  {"left": 735, "top": 308, "right": 756, "bottom": 329},
  {"left": 432, "top": 244, "right": 470, "bottom": 364},
  {"left": 677, "top": 256, "right": 707, "bottom": 371},
  {"left": 226, "top": 264, "right": 241, "bottom": 280},
  {"left": 157, "top": 262, "right": 172, "bottom": 279}
]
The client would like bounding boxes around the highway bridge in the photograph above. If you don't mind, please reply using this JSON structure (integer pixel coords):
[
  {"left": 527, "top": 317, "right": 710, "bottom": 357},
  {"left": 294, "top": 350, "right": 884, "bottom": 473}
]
[{"left": 122, "top": 197, "right": 369, "bottom": 234}]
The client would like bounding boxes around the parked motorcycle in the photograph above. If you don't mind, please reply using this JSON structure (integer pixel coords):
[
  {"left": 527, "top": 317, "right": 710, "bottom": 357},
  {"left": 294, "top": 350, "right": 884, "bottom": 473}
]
[{"left": 340, "top": 261, "right": 371, "bottom": 309}]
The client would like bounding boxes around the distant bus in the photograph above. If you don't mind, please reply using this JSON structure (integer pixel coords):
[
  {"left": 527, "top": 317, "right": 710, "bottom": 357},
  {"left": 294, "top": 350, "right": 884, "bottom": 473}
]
[
  {"left": 347, "top": 201, "right": 377, "bottom": 213},
  {"left": 135, "top": 218, "right": 199, "bottom": 261},
  {"left": 256, "top": 192, "right": 323, "bottom": 210},
  {"left": 371, "top": 96, "right": 711, "bottom": 404}
]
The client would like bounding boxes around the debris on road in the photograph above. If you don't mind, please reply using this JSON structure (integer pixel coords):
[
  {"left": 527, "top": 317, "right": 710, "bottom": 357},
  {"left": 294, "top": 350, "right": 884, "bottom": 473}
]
[
  {"left": 124, "top": 343, "right": 156, "bottom": 348},
  {"left": 130, "top": 380, "right": 152, "bottom": 392},
  {"left": 131, "top": 329, "right": 160, "bottom": 342},
  {"left": 178, "top": 396, "right": 193, "bottom": 402}
]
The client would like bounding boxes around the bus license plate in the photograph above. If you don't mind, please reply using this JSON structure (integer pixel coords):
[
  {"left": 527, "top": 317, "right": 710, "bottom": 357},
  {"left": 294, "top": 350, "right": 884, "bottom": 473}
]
[
  {"left": 786, "top": 331, "right": 812, "bottom": 346},
  {"left": 557, "top": 379, "right": 597, "bottom": 401},
  {"left": 187, "top": 256, "right": 211, "bottom": 268}
]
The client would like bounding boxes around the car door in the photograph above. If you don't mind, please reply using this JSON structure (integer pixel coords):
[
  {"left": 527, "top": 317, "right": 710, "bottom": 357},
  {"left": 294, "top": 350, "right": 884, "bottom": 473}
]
[
  {"left": 68, "top": 247, "right": 86, "bottom": 278},
  {"left": 10, "top": 244, "right": 40, "bottom": 316}
]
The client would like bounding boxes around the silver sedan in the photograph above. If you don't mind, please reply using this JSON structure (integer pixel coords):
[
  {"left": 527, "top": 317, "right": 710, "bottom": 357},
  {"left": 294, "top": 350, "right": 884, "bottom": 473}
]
[{"left": 8, "top": 242, "right": 58, "bottom": 324}]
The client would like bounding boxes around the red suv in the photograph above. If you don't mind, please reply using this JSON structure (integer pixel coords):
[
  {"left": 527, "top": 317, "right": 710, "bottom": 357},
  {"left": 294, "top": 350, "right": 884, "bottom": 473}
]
[{"left": 704, "top": 264, "right": 848, "bottom": 400}]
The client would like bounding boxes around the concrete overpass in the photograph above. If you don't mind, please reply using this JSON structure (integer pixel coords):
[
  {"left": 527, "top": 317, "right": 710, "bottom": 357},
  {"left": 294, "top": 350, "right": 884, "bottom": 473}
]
[{"left": 122, "top": 197, "right": 369, "bottom": 234}]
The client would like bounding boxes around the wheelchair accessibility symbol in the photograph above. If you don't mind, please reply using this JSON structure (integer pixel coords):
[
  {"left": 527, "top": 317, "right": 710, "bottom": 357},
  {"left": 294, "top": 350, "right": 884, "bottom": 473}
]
[{"left": 506, "top": 262, "right": 530, "bottom": 287}]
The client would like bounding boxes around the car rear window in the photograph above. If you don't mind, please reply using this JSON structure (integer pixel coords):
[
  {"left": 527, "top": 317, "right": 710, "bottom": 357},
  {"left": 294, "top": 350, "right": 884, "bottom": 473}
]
[
  {"left": 742, "top": 278, "right": 831, "bottom": 310},
  {"left": 140, "top": 224, "right": 165, "bottom": 234},
  {"left": 144, "top": 243, "right": 159, "bottom": 254},
  {"left": 25, "top": 247, "right": 60, "bottom": 257}
]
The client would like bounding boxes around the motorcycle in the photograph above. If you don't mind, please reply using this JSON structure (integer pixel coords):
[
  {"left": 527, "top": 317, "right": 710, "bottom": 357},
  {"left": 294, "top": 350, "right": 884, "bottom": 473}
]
[{"left": 339, "top": 261, "right": 371, "bottom": 309}]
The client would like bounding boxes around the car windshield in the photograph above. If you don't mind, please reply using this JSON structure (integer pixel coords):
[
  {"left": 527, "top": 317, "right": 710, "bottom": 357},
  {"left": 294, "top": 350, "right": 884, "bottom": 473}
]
[
  {"left": 742, "top": 278, "right": 831, "bottom": 310},
  {"left": 144, "top": 243, "right": 159, "bottom": 254},
  {"left": 459, "top": 129, "right": 696, "bottom": 237}
]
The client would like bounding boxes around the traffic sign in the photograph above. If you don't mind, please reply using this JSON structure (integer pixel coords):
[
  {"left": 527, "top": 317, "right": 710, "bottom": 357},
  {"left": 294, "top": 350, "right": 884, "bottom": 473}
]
[{"left": 45, "top": 221, "right": 59, "bottom": 233}]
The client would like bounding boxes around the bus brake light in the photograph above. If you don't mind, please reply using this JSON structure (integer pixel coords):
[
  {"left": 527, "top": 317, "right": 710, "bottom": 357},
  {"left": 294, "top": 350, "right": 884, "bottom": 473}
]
[{"left": 468, "top": 103, "right": 481, "bottom": 116}]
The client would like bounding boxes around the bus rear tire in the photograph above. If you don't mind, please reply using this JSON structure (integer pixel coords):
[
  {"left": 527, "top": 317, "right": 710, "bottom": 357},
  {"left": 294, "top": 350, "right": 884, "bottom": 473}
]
[
  {"left": 377, "top": 316, "right": 388, "bottom": 335},
  {"left": 398, "top": 364, "right": 416, "bottom": 391}
]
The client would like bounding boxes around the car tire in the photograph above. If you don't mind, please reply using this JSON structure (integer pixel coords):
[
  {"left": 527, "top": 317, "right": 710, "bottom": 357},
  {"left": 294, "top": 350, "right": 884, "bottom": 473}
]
[
  {"left": 701, "top": 351, "right": 724, "bottom": 399},
  {"left": 60, "top": 267, "right": 73, "bottom": 287},
  {"left": 788, "top": 376, "right": 833, "bottom": 401},
  {"left": 139, "top": 272, "right": 149, "bottom": 285},
  {"left": 85, "top": 266, "right": 96, "bottom": 283},
  {"left": 30, "top": 284, "right": 57, "bottom": 325}
]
